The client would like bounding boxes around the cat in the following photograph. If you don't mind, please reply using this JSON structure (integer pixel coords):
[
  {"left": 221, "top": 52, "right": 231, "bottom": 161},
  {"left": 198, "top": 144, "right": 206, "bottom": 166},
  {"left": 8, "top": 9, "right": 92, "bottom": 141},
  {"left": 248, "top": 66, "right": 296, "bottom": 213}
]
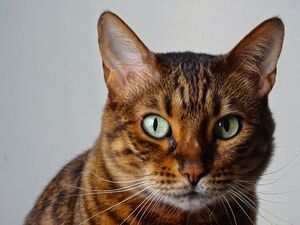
[{"left": 25, "top": 11, "right": 284, "bottom": 225}]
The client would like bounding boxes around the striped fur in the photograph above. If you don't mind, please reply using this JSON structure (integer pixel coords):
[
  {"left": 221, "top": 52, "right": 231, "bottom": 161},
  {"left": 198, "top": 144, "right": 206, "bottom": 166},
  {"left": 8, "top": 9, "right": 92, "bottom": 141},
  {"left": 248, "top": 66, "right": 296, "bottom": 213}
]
[{"left": 25, "top": 12, "right": 284, "bottom": 225}]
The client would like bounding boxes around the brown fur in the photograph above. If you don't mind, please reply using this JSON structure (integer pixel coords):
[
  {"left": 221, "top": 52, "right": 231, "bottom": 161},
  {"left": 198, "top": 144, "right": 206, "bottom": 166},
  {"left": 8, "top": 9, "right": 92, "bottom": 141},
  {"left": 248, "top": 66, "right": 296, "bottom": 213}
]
[{"left": 25, "top": 12, "right": 284, "bottom": 225}]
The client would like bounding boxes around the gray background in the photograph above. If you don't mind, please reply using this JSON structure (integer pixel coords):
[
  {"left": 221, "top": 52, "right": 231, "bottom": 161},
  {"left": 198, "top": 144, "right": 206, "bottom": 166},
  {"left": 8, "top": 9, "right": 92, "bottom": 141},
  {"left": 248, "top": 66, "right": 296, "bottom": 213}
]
[{"left": 1, "top": 0, "right": 300, "bottom": 224}]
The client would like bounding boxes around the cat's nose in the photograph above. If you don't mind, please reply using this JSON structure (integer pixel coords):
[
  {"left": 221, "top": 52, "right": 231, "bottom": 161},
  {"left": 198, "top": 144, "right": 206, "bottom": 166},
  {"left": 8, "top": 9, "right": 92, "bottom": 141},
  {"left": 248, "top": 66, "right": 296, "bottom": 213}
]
[{"left": 182, "top": 164, "right": 205, "bottom": 186}]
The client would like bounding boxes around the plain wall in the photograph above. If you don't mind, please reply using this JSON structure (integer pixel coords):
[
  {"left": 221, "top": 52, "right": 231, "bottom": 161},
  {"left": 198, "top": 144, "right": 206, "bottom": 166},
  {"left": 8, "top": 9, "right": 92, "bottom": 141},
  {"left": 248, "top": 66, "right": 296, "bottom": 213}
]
[{"left": 1, "top": 0, "right": 300, "bottom": 224}]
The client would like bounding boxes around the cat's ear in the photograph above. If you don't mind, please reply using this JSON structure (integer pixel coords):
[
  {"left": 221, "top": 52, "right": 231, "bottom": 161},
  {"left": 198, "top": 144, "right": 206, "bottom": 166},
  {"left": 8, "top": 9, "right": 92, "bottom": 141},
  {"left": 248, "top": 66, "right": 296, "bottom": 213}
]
[
  {"left": 227, "top": 17, "right": 284, "bottom": 97},
  {"left": 97, "top": 11, "right": 159, "bottom": 103}
]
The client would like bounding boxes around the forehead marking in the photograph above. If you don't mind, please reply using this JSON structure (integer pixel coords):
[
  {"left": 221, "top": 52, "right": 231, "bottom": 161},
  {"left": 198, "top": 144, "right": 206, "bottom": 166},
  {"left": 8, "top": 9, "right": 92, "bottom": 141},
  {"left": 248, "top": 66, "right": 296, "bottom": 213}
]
[
  {"left": 201, "top": 69, "right": 211, "bottom": 107},
  {"left": 164, "top": 95, "right": 172, "bottom": 116}
]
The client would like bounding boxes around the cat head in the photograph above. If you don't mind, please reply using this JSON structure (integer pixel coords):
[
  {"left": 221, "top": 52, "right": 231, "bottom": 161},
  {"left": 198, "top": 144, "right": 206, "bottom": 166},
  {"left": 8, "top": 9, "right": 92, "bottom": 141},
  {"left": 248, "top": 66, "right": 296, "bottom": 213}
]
[{"left": 97, "top": 11, "right": 284, "bottom": 211}]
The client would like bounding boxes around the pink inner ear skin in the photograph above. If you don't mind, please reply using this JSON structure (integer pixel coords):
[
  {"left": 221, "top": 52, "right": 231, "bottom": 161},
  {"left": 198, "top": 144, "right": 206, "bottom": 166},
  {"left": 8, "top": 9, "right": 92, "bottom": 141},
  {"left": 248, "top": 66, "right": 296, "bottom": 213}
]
[{"left": 98, "top": 12, "right": 160, "bottom": 103}]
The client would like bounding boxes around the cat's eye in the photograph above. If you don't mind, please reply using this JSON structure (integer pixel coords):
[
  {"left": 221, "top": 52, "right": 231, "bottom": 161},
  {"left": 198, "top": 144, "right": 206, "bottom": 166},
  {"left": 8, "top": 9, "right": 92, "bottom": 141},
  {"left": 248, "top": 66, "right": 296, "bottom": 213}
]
[
  {"left": 214, "top": 115, "right": 241, "bottom": 140},
  {"left": 142, "top": 114, "right": 170, "bottom": 139}
]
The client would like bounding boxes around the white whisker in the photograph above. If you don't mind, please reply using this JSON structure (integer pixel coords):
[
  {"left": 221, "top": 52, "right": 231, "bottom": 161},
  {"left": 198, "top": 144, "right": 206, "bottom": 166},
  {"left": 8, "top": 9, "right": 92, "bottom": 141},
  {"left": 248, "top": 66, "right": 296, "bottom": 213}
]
[
  {"left": 262, "top": 149, "right": 300, "bottom": 176},
  {"left": 119, "top": 191, "right": 156, "bottom": 225},
  {"left": 220, "top": 192, "right": 238, "bottom": 225},
  {"left": 227, "top": 188, "right": 277, "bottom": 225},
  {"left": 216, "top": 192, "right": 234, "bottom": 225},
  {"left": 227, "top": 191, "right": 255, "bottom": 225},
  {"left": 230, "top": 185, "right": 292, "bottom": 225},
  {"left": 136, "top": 190, "right": 162, "bottom": 225},
  {"left": 85, "top": 164, "right": 151, "bottom": 184},
  {"left": 68, "top": 181, "right": 147, "bottom": 193},
  {"left": 81, "top": 186, "right": 151, "bottom": 225}
]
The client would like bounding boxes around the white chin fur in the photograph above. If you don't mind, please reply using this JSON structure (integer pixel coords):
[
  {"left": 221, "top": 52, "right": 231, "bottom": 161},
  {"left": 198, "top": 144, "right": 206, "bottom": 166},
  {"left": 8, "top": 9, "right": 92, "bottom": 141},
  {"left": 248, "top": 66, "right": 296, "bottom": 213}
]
[
  {"left": 161, "top": 194, "right": 216, "bottom": 212},
  {"left": 163, "top": 195, "right": 204, "bottom": 211}
]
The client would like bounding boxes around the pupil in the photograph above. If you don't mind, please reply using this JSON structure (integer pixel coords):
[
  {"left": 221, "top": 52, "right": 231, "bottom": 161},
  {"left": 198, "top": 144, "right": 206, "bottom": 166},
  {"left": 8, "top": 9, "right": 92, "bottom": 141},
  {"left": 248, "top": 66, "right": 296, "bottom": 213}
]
[
  {"left": 223, "top": 119, "right": 230, "bottom": 132},
  {"left": 153, "top": 118, "right": 158, "bottom": 131}
]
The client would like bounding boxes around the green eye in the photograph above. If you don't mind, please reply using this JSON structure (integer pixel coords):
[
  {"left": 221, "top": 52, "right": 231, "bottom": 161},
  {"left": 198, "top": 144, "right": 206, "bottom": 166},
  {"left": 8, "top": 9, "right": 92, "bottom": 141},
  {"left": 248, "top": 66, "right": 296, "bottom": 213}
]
[
  {"left": 214, "top": 115, "right": 241, "bottom": 140},
  {"left": 142, "top": 114, "right": 170, "bottom": 139}
]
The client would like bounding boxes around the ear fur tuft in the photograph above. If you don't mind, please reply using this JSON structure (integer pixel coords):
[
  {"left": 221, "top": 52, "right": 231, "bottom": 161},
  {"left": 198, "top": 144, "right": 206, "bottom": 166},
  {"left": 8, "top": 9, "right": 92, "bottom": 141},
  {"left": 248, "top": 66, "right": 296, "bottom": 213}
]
[{"left": 227, "top": 17, "right": 284, "bottom": 96}]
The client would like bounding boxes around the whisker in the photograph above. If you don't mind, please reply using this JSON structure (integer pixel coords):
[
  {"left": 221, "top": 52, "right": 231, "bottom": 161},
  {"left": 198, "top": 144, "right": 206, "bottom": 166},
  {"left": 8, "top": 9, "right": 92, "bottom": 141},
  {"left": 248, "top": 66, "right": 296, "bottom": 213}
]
[
  {"left": 227, "top": 192, "right": 256, "bottom": 225},
  {"left": 233, "top": 183, "right": 292, "bottom": 204},
  {"left": 146, "top": 189, "right": 165, "bottom": 221},
  {"left": 258, "top": 161, "right": 299, "bottom": 186},
  {"left": 230, "top": 185, "right": 292, "bottom": 225},
  {"left": 120, "top": 190, "right": 156, "bottom": 225},
  {"left": 235, "top": 182, "right": 300, "bottom": 200},
  {"left": 204, "top": 200, "right": 220, "bottom": 225},
  {"left": 162, "top": 191, "right": 173, "bottom": 215},
  {"left": 262, "top": 148, "right": 300, "bottom": 176},
  {"left": 219, "top": 192, "right": 238, "bottom": 225},
  {"left": 68, "top": 180, "right": 148, "bottom": 193},
  {"left": 216, "top": 191, "right": 234, "bottom": 225},
  {"left": 85, "top": 164, "right": 152, "bottom": 184},
  {"left": 186, "top": 211, "right": 191, "bottom": 225},
  {"left": 227, "top": 188, "right": 278, "bottom": 225},
  {"left": 61, "top": 182, "right": 149, "bottom": 198},
  {"left": 136, "top": 190, "right": 163, "bottom": 225},
  {"left": 81, "top": 186, "right": 151, "bottom": 225},
  {"left": 209, "top": 202, "right": 218, "bottom": 225},
  {"left": 234, "top": 149, "right": 300, "bottom": 188}
]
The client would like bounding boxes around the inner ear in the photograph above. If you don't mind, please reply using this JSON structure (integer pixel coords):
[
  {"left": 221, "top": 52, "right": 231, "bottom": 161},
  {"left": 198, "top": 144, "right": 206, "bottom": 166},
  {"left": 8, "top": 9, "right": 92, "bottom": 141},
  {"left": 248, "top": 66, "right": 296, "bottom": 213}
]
[
  {"left": 98, "top": 12, "right": 159, "bottom": 103},
  {"left": 227, "top": 17, "right": 284, "bottom": 96}
]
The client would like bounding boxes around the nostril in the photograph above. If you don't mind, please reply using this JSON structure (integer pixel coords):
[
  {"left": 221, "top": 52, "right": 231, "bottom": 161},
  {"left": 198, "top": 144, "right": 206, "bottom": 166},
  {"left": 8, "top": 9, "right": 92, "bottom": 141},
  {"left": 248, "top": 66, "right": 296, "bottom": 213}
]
[
  {"left": 181, "top": 164, "right": 205, "bottom": 186},
  {"left": 184, "top": 173, "right": 190, "bottom": 180},
  {"left": 190, "top": 175, "right": 201, "bottom": 186}
]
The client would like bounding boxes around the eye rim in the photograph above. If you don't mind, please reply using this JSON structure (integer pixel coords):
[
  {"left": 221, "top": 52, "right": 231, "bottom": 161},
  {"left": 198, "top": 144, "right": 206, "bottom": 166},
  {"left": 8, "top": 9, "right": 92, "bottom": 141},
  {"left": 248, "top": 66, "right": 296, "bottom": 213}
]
[
  {"left": 213, "top": 115, "right": 243, "bottom": 140},
  {"left": 141, "top": 113, "right": 171, "bottom": 139}
]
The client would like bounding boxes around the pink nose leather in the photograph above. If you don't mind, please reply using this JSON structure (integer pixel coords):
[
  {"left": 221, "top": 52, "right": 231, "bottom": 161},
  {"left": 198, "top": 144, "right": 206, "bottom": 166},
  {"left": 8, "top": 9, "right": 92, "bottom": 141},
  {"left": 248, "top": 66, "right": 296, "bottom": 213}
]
[{"left": 182, "top": 164, "right": 205, "bottom": 186}]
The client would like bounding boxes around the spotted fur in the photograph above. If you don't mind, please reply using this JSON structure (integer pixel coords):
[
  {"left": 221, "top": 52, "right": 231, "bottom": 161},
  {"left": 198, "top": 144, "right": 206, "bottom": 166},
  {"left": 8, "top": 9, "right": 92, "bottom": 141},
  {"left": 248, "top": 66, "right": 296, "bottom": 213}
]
[{"left": 25, "top": 12, "right": 284, "bottom": 225}]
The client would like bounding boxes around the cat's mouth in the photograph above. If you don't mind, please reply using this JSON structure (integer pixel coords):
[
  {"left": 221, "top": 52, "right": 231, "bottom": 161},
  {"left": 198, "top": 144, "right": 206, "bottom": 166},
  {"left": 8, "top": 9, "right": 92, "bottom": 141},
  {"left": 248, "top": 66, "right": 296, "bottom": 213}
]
[
  {"left": 167, "top": 187, "right": 213, "bottom": 200},
  {"left": 174, "top": 189, "right": 200, "bottom": 199},
  {"left": 160, "top": 188, "right": 216, "bottom": 211}
]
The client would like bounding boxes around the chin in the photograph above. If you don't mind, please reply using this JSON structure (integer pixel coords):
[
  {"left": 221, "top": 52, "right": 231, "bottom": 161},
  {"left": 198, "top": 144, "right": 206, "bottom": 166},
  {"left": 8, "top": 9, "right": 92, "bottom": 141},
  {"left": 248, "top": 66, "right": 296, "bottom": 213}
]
[{"left": 162, "top": 190, "right": 217, "bottom": 212}]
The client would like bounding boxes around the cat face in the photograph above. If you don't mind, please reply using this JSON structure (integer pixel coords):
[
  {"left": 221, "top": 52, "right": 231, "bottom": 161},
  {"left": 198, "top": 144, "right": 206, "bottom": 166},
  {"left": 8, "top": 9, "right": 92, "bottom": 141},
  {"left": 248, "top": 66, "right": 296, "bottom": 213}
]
[{"left": 98, "top": 12, "right": 284, "bottom": 211}]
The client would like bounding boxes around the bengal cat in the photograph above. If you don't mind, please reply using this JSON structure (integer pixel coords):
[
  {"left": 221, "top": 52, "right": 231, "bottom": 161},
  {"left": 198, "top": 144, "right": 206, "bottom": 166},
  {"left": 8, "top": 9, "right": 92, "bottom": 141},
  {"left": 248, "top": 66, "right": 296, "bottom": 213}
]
[{"left": 25, "top": 11, "right": 284, "bottom": 225}]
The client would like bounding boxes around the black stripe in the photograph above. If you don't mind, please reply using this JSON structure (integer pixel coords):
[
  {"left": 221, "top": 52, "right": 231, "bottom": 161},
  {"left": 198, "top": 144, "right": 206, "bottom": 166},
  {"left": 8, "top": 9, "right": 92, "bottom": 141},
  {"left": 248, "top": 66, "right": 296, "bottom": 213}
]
[
  {"left": 198, "top": 116, "right": 216, "bottom": 173},
  {"left": 70, "top": 163, "right": 83, "bottom": 224},
  {"left": 107, "top": 132, "right": 118, "bottom": 141},
  {"left": 213, "top": 94, "right": 221, "bottom": 116},
  {"left": 201, "top": 73, "right": 211, "bottom": 106},
  {"left": 88, "top": 174, "right": 104, "bottom": 225},
  {"left": 131, "top": 208, "right": 165, "bottom": 225},
  {"left": 164, "top": 95, "right": 172, "bottom": 116},
  {"left": 100, "top": 154, "right": 120, "bottom": 190},
  {"left": 70, "top": 160, "right": 85, "bottom": 180},
  {"left": 91, "top": 156, "right": 132, "bottom": 225},
  {"left": 179, "top": 86, "right": 187, "bottom": 109},
  {"left": 106, "top": 121, "right": 135, "bottom": 142},
  {"left": 113, "top": 121, "right": 134, "bottom": 133},
  {"left": 134, "top": 139, "right": 160, "bottom": 152},
  {"left": 199, "top": 116, "right": 208, "bottom": 140},
  {"left": 123, "top": 148, "right": 134, "bottom": 155},
  {"left": 188, "top": 100, "right": 196, "bottom": 114},
  {"left": 88, "top": 166, "right": 115, "bottom": 225},
  {"left": 51, "top": 191, "right": 66, "bottom": 221},
  {"left": 149, "top": 98, "right": 159, "bottom": 108},
  {"left": 167, "top": 137, "right": 176, "bottom": 154},
  {"left": 106, "top": 208, "right": 131, "bottom": 225},
  {"left": 89, "top": 179, "right": 130, "bottom": 225},
  {"left": 83, "top": 194, "right": 98, "bottom": 225},
  {"left": 173, "top": 72, "right": 180, "bottom": 89}
]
